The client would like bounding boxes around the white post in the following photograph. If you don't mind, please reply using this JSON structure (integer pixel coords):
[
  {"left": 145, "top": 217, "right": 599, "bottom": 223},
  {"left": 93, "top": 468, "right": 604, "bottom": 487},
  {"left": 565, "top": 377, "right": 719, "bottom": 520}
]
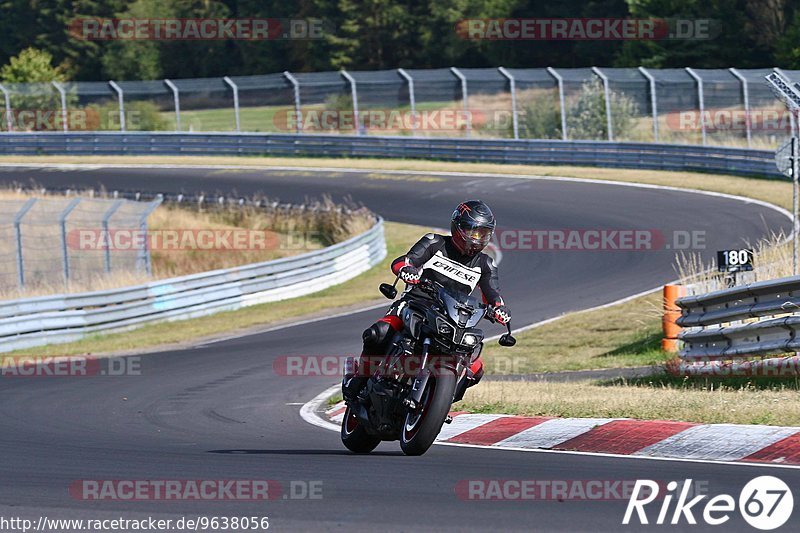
[
  {"left": 108, "top": 80, "right": 125, "bottom": 131},
  {"left": 340, "top": 69, "right": 361, "bottom": 135},
  {"left": 0, "top": 83, "right": 12, "bottom": 131},
  {"left": 13, "top": 198, "right": 36, "bottom": 287},
  {"left": 52, "top": 81, "right": 68, "bottom": 132},
  {"left": 685, "top": 68, "right": 706, "bottom": 145},
  {"left": 283, "top": 71, "right": 301, "bottom": 134},
  {"left": 223, "top": 76, "right": 240, "bottom": 132},
  {"left": 450, "top": 67, "right": 471, "bottom": 137},
  {"left": 397, "top": 68, "right": 416, "bottom": 135},
  {"left": 638, "top": 67, "right": 658, "bottom": 142},
  {"left": 164, "top": 79, "right": 181, "bottom": 131},
  {"left": 592, "top": 67, "right": 614, "bottom": 141},
  {"left": 59, "top": 198, "right": 81, "bottom": 287},
  {"left": 728, "top": 68, "right": 751, "bottom": 148},
  {"left": 498, "top": 67, "right": 518, "bottom": 139},
  {"left": 775, "top": 68, "right": 797, "bottom": 135},
  {"left": 547, "top": 67, "right": 568, "bottom": 140}
]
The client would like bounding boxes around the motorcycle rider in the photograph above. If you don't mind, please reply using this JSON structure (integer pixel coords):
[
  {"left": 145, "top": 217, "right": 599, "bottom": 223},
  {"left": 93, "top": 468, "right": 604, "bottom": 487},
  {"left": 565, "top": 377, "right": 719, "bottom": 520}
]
[{"left": 343, "top": 199, "right": 511, "bottom": 402}]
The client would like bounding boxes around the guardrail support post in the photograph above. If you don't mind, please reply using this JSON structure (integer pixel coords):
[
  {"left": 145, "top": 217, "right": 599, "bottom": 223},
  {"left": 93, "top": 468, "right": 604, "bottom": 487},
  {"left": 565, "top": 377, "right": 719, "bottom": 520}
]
[
  {"left": 52, "top": 81, "right": 68, "bottom": 132},
  {"left": 283, "top": 71, "right": 301, "bottom": 134},
  {"left": 685, "top": 68, "right": 706, "bottom": 145},
  {"left": 592, "top": 67, "right": 614, "bottom": 141},
  {"left": 223, "top": 76, "right": 240, "bottom": 132},
  {"left": 341, "top": 70, "right": 361, "bottom": 136},
  {"left": 729, "top": 68, "right": 751, "bottom": 148},
  {"left": 397, "top": 68, "right": 416, "bottom": 136},
  {"left": 164, "top": 79, "right": 181, "bottom": 131},
  {"left": 101, "top": 200, "right": 124, "bottom": 273},
  {"left": 638, "top": 67, "right": 658, "bottom": 142},
  {"left": 59, "top": 198, "right": 81, "bottom": 287},
  {"left": 108, "top": 80, "right": 125, "bottom": 132},
  {"left": 662, "top": 284, "right": 686, "bottom": 353},
  {"left": 138, "top": 197, "right": 162, "bottom": 275},
  {"left": 498, "top": 67, "right": 518, "bottom": 140},
  {"left": 0, "top": 83, "right": 12, "bottom": 132},
  {"left": 547, "top": 67, "right": 568, "bottom": 140},
  {"left": 450, "top": 67, "right": 471, "bottom": 138},
  {"left": 13, "top": 198, "right": 37, "bottom": 288}
]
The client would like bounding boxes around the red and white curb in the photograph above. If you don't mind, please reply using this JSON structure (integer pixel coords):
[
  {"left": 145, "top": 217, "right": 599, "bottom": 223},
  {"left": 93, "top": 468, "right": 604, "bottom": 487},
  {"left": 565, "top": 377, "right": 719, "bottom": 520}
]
[{"left": 313, "top": 391, "right": 800, "bottom": 468}]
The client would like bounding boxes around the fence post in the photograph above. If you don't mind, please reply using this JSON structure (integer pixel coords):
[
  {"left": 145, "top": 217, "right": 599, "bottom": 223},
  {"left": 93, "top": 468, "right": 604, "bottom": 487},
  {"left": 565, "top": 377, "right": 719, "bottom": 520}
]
[
  {"left": 498, "top": 67, "right": 518, "bottom": 140},
  {"left": 728, "top": 68, "right": 751, "bottom": 148},
  {"left": 223, "top": 76, "right": 240, "bottom": 132},
  {"left": 450, "top": 67, "right": 471, "bottom": 138},
  {"left": 108, "top": 80, "right": 125, "bottom": 132},
  {"left": 138, "top": 197, "right": 162, "bottom": 276},
  {"left": 397, "top": 68, "right": 416, "bottom": 136},
  {"left": 0, "top": 83, "right": 12, "bottom": 131},
  {"left": 685, "top": 68, "right": 706, "bottom": 145},
  {"left": 52, "top": 81, "right": 68, "bottom": 132},
  {"left": 546, "top": 67, "right": 568, "bottom": 140},
  {"left": 59, "top": 198, "right": 81, "bottom": 287},
  {"left": 340, "top": 69, "right": 361, "bottom": 136},
  {"left": 283, "top": 71, "right": 301, "bottom": 134},
  {"left": 164, "top": 79, "right": 181, "bottom": 131},
  {"left": 101, "top": 200, "right": 124, "bottom": 273},
  {"left": 13, "top": 198, "right": 37, "bottom": 288},
  {"left": 592, "top": 67, "right": 614, "bottom": 141},
  {"left": 638, "top": 67, "right": 658, "bottom": 142}
]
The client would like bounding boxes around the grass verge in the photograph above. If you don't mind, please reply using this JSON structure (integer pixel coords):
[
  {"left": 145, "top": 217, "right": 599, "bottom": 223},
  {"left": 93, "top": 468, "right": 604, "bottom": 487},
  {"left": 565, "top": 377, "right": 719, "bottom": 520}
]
[
  {"left": 459, "top": 375, "right": 800, "bottom": 426},
  {"left": 7, "top": 221, "right": 428, "bottom": 357}
]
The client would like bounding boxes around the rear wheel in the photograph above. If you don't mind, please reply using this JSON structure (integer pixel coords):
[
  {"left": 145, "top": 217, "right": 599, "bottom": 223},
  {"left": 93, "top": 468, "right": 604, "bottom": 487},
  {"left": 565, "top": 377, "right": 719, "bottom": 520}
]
[
  {"left": 341, "top": 404, "right": 381, "bottom": 453},
  {"left": 400, "top": 372, "right": 456, "bottom": 456}
]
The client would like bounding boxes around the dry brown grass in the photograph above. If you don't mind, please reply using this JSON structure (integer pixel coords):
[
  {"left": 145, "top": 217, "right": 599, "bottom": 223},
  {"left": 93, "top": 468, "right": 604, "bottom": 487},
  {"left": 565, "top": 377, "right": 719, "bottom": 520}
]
[
  {"left": 460, "top": 378, "right": 800, "bottom": 426},
  {"left": 0, "top": 188, "right": 375, "bottom": 299}
]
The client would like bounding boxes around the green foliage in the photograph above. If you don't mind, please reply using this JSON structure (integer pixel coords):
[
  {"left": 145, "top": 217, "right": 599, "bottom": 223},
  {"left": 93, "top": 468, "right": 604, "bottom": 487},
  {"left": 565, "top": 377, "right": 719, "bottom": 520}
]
[
  {"left": 517, "top": 92, "right": 563, "bottom": 139},
  {"left": 0, "top": 47, "right": 65, "bottom": 83},
  {"left": 566, "top": 80, "right": 639, "bottom": 140},
  {"left": 85, "top": 100, "right": 168, "bottom": 131}
]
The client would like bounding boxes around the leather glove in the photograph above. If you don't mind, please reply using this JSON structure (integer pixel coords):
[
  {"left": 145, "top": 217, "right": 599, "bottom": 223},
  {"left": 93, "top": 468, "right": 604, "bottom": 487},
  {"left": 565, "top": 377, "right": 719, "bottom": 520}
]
[
  {"left": 494, "top": 305, "right": 511, "bottom": 325},
  {"left": 399, "top": 265, "right": 421, "bottom": 285}
]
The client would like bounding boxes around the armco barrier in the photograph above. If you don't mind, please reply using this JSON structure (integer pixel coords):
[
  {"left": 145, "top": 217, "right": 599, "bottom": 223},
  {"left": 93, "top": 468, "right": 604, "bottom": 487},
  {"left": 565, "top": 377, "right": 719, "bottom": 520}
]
[
  {"left": 0, "top": 132, "right": 784, "bottom": 179},
  {"left": 0, "top": 217, "right": 386, "bottom": 353},
  {"left": 675, "top": 275, "right": 800, "bottom": 360}
]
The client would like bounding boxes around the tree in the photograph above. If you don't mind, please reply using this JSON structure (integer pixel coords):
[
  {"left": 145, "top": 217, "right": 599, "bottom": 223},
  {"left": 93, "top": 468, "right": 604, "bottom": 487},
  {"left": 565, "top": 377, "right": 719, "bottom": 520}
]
[{"left": 0, "top": 47, "right": 66, "bottom": 83}]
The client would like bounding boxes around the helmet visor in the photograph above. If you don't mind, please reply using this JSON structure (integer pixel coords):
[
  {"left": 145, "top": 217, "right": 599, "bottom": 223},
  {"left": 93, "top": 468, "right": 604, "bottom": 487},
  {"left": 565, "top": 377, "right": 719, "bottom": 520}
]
[{"left": 456, "top": 219, "right": 493, "bottom": 246}]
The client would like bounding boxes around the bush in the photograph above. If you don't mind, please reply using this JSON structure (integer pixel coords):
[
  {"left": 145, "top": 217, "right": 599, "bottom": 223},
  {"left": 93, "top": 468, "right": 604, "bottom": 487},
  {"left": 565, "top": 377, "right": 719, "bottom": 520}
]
[
  {"left": 85, "top": 100, "right": 169, "bottom": 131},
  {"left": 566, "top": 80, "right": 638, "bottom": 140},
  {"left": 516, "top": 91, "right": 563, "bottom": 139}
]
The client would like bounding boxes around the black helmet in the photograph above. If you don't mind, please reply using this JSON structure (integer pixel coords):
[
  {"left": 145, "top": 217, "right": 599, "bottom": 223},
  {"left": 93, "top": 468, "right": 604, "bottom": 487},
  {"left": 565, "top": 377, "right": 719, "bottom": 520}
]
[{"left": 450, "top": 200, "right": 496, "bottom": 256}]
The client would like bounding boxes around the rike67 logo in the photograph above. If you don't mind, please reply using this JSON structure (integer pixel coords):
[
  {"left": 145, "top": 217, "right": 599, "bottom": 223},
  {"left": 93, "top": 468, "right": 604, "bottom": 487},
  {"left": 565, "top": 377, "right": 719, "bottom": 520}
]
[{"left": 623, "top": 476, "right": 793, "bottom": 530}]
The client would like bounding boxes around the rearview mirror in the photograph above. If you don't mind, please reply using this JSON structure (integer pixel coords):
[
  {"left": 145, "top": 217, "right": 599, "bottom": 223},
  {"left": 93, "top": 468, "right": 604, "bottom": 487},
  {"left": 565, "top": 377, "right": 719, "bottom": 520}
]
[
  {"left": 498, "top": 333, "right": 516, "bottom": 347},
  {"left": 379, "top": 283, "right": 397, "bottom": 299}
]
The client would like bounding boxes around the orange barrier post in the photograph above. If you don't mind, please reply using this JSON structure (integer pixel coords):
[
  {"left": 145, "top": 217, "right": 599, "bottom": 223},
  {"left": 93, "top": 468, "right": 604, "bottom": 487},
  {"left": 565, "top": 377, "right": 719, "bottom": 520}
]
[{"left": 662, "top": 284, "right": 687, "bottom": 352}]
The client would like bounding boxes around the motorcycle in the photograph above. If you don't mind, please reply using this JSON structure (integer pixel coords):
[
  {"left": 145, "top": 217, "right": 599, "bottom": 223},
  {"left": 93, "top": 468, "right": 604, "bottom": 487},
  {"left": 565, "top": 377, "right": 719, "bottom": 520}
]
[{"left": 340, "top": 275, "right": 516, "bottom": 456}]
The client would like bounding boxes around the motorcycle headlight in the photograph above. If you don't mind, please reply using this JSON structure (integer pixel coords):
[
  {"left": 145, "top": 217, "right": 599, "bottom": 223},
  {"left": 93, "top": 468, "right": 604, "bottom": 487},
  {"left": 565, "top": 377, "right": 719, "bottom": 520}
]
[{"left": 462, "top": 333, "right": 479, "bottom": 346}]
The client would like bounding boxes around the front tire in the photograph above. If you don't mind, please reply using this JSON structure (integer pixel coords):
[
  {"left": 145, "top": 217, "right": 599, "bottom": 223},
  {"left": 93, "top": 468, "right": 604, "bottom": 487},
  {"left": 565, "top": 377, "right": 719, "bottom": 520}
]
[
  {"left": 400, "top": 373, "right": 456, "bottom": 456},
  {"left": 341, "top": 404, "right": 381, "bottom": 453}
]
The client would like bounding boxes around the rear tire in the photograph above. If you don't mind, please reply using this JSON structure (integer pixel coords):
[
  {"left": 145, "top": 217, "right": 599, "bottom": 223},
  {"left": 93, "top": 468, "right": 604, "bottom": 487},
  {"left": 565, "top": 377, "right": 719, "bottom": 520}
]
[
  {"left": 341, "top": 404, "right": 381, "bottom": 453},
  {"left": 400, "top": 373, "right": 456, "bottom": 456}
]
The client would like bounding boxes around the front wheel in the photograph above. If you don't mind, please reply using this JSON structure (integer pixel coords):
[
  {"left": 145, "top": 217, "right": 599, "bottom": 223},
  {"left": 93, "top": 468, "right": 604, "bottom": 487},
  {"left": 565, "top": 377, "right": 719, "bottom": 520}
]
[
  {"left": 400, "top": 372, "right": 456, "bottom": 456},
  {"left": 341, "top": 404, "right": 381, "bottom": 453}
]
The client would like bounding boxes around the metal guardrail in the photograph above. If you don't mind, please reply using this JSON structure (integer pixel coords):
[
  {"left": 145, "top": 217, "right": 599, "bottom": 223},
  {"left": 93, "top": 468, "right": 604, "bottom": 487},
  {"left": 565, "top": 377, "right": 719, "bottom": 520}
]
[
  {"left": 0, "top": 132, "right": 784, "bottom": 178},
  {"left": 0, "top": 218, "right": 386, "bottom": 353},
  {"left": 676, "top": 276, "right": 800, "bottom": 359}
]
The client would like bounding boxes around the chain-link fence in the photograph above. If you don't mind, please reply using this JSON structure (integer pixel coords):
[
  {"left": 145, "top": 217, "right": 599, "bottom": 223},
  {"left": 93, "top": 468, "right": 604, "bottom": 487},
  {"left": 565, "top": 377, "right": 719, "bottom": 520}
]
[
  {"left": 1, "top": 67, "right": 798, "bottom": 147},
  {"left": 0, "top": 196, "right": 160, "bottom": 291}
]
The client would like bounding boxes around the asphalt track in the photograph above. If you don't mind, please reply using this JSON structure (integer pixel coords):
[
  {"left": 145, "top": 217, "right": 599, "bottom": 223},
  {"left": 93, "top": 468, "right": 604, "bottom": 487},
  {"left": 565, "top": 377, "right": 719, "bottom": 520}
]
[{"left": 0, "top": 165, "right": 797, "bottom": 532}]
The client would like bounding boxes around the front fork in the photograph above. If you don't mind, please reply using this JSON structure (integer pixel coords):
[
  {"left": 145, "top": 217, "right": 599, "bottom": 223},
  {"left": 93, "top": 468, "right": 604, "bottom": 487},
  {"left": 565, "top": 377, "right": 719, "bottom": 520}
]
[{"left": 407, "top": 338, "right": 431, "bottom": 409}]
